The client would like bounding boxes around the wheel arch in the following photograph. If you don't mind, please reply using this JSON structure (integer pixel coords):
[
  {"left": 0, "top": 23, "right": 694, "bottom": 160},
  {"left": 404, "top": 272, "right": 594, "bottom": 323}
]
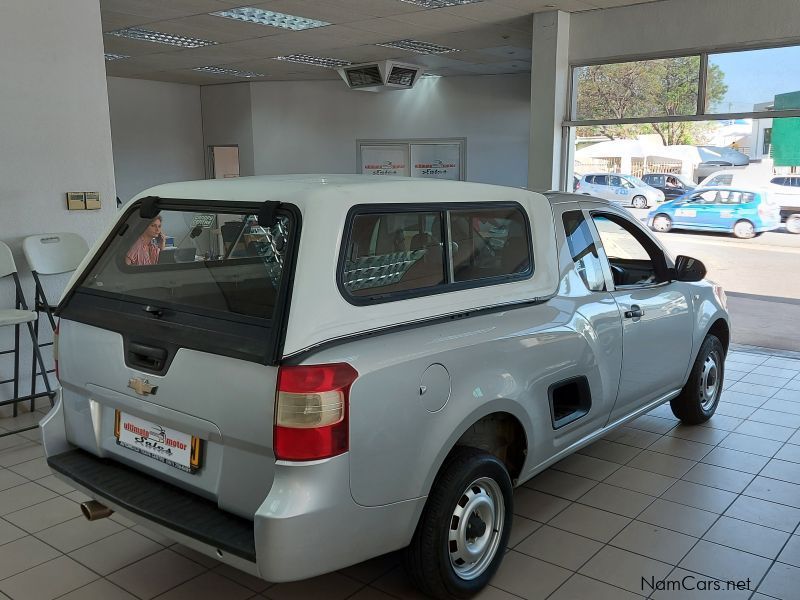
[
  {"left": 707, "top": 318, "right": 730, "bottom": 355},
  {"left": 421, "top": 402, "right": 532, "bottom": 499}
]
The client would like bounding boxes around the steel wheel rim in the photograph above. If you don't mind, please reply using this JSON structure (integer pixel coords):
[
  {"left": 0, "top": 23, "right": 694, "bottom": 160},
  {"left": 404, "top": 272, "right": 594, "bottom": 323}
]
[
  {"left": 448, "top": 477, "right": 505, "bottom": 580},
  {"left": 787, "top": 216, "right": 800, "bottom": 234},
  {"left": 735, "top": 221, "right": 754, "bottom": 237},
  {"left": 653, "top": 216, "right": 671, "bottom": 232},
  {"left": 633, "top": 196, "right": 646, "bottom": 209},
  {"left": 700, "top": 349, "right": 721, "bottom": 410}
]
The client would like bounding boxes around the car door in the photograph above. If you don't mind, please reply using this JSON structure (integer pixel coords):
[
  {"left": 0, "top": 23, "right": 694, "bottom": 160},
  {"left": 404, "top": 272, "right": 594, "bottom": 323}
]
[
  {"left": 584, "top": 206, "right": 694, "bottom": 422},
  {"left": 672, "top": 191, "right": 712, "bottom": 227},
  {"left": 587, "top": 175, "right": 610, "bottom": 200},
  {"left": 555, "top": 207, "right": 623, "bottom": 440},
  {"left": 608, "top": 175, "right": 630, "bottom": 204}
]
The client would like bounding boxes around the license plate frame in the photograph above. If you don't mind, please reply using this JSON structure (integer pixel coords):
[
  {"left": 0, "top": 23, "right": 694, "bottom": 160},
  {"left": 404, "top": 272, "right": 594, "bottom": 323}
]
[{"left": 114, "top": 410, "right": 201, "bottom": 473}]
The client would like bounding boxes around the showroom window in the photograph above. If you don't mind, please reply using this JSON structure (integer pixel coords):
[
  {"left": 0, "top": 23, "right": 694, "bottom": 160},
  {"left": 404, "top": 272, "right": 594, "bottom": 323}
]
[{"left": 564, "top": 43, "right": 800, "bottom": 193}]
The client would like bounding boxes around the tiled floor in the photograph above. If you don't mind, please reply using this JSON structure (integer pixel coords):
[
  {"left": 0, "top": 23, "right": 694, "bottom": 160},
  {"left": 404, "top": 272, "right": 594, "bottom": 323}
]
[{"left": 0, "top": 346, "right": 799, "bottom": 599}]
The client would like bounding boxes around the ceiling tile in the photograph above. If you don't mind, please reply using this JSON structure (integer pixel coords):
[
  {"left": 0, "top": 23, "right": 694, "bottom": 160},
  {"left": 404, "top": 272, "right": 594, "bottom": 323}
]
[
  {"left": 438, "top": 1, "right": 533, "bottom": 19},
  {"left": 388, "top": 10, "right": 487, "bottom": 32},
  {"left": 101, "top": 10, "right": 154, "bottom": 31},
  {"left": 247, "top": 0, "right": 372, "bottom": 24},
  {"left": 494, "top": 0, "right": 595, "bottom": 11},
  {"left": 319, "top": 0, "right": 430, "bottom": 17},
  {"left": 153, "top": 14, "right": 290, "bottom": 42},
  {"left": 345, "top": 17, "right": 439, "bottom": 37},
  {"left": 100, "top": 0, "right": 230, "bottom": 20},
  {"left": 319, "top": 44, "right": 419, "bottom": 62}
]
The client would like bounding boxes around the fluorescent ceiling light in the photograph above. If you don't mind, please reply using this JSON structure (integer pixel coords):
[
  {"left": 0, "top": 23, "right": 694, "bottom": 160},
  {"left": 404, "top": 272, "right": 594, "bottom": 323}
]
[
  {"left": 211, "top": 7, "right": 330, "bottom": 31},
  {"left": 193, "top": 66, "right": 265, "bottom": 78},
  {"left": 104, "top": 53, "right": 129, "bottom": 61},
  {"left": 274, "top": 54, "right": 351, "bottom": 68},
  {"left": 106, "top": 27, "right": 217, "bottom": 48},
  {"left": 398, "top": 0, "right": 483, "bottom": 8},
  {"left": 376, "top": 39, "right": 458, "bottom": 54}
]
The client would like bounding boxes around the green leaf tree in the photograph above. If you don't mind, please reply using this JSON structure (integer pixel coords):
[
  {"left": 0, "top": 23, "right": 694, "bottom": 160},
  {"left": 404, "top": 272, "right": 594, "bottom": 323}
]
[{"left": 576, "top": 57, "right": 727, "bottom": 145}]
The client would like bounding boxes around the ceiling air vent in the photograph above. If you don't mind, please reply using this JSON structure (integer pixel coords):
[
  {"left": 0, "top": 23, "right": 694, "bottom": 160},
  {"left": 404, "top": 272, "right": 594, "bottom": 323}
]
[
  {"left": 338, "top": 61, "right": 423, "bottom": 91},
  {"left": 346, "top": 65, "right": 383, "bottom": 88}
]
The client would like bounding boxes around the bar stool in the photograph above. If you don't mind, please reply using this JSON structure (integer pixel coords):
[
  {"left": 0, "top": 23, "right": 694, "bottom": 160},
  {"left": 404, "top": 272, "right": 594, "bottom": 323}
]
[
  {"left": 23, "top": 233, "right": 88, "bottom": 411},
  {"left": 0, "top": 241, "right": 54, "bottom": 432}
]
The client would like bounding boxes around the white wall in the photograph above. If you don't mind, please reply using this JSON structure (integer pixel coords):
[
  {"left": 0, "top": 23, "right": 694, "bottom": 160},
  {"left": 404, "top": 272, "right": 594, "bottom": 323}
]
[
  {"left": 201, "top": 83, "right": 255, "bottom": 177},
  {"left": 0, "top": 0, "right": 116, "bottom": 400},
  {"left": 108, "top": 77, "right": 205, "bottom": 203},
  {"left": 570, "top": 0, "right": 800, "bottom": 63},
  {"left": 245, "top": 74, "right": 531, "bottom": 188}
]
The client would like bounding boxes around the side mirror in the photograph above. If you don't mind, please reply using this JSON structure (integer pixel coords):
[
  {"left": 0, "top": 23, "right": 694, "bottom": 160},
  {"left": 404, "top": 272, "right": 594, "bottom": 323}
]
[{"left": 674, "top": 255, "right": 706, "bottom": 282}]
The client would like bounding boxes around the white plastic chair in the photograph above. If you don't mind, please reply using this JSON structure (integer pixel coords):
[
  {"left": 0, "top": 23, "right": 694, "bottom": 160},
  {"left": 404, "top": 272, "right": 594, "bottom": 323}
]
[
  {"left": 22, "top": 233, "right": 88, "bottom": 409},
  {"left": 0, "top": 241, "right": 54, "bottom": 426}
]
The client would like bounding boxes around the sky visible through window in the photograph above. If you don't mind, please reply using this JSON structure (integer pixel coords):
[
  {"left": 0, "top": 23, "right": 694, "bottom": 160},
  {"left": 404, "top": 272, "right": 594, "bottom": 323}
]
[{"left": 709, "top": 46, "right": 800, "bottom": 113}]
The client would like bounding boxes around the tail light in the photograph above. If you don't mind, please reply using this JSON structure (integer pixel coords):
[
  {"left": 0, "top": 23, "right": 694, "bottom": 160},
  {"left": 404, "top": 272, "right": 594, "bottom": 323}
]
[
  {"left": 758, "top": 202, "right": 770, "bottom": 219},
  {"left": 53, "top": 320, "right": 60, "bottom": 381},
  {"left": 274, "top": 363, "right": 358, "bottom": 461},
  {"left": 574, "top": 180, "right": 581, "bottom": 191}
]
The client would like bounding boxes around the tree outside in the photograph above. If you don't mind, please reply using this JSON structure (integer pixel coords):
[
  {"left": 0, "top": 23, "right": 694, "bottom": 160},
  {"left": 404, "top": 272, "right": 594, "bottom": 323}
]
[{"left": 575, "top": 56, "right": 728, "bottom": 145}]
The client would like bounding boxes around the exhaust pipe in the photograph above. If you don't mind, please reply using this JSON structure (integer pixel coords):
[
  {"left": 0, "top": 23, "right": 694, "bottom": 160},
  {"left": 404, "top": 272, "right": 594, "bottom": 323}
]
[{"left": 80, "top": 500, "right": 113, "bottom": 521}]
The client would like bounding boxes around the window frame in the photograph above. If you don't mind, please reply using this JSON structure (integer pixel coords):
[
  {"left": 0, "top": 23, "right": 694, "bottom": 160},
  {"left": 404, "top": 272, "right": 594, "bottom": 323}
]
[
  {"left": 337, "top": 202, "right": 534, "bottom": 306},
  {"left": 588, "top": 210, "right": 671, "bottom": 290},
  {"left": 561, "top": 210, "right": 607, "bottom": 293}
]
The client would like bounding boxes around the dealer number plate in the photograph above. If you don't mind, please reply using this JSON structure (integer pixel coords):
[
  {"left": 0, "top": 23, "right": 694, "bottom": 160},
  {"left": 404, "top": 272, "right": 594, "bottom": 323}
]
[{"left": 114, "top": 411, "right": 201, "bottom": 472}]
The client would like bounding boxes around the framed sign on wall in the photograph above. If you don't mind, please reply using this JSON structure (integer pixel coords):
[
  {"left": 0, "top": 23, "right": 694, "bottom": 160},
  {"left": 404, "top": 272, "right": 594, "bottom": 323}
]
[{"left": 357, "top": 138, "right": 466, "bottom": 180}]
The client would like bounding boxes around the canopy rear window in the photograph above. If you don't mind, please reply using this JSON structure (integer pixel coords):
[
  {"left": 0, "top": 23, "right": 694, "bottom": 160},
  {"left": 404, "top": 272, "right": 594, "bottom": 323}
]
[{"left": 79, "top": 208, "right": 290, "bottom": 321}]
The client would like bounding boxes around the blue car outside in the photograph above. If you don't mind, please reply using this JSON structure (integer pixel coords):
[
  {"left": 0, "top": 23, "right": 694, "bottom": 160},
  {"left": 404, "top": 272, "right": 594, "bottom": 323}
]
[{"left": 647, "top": 187, "right": 781, "bottom": 239}]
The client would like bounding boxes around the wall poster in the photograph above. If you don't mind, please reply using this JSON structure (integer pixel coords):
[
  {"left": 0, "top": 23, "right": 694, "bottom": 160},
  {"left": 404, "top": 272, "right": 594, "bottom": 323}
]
[
  {"left": 359, "top": 144, "right": 410, "bottom": 176},
  {"left": 357, "top": 138, "right": 466, "bottom": 180}
]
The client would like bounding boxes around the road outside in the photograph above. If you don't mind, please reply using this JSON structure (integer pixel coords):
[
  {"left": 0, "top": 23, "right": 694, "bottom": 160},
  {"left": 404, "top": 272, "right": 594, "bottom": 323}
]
[{"left": 626, "top": 207, "right": 800, "bottom": 352}]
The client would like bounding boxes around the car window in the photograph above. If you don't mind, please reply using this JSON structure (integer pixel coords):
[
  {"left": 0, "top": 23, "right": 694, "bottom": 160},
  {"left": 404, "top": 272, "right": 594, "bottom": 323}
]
[
  {"left": 343, "top": 211, "right": 445, "bottom": 297},
  {"left": 594, "top": 175, "right": 608, "bottom": 186},
  {"left": 449, "top": 207, "right": 531, "bottom": 283},
  {"left": 689, "top": 191, "right": 719, "bottom": 204},
  {"left": 78, "top": 209, "right": 292, "bottom": 321},
  {"left": 771, "top": 177, "right": 786, "bottom": 186},
  {"left": 562, "top": 211, "right": 606, "bottom": 292},
  {"left": 650, "top": 175, "right": 664, "bottom": 186},
  {"left": 592, "top": 214, "right": 662, "bottom": 287},
  {"left": 608, "top": 176, "right": 622, "bottom": 187},
  {"left": 707, "top": 174, "right": 733, "bottom": 186}
]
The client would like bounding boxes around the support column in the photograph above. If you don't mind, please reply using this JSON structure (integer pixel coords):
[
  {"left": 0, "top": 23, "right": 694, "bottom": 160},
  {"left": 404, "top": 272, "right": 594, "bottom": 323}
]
[{"left": 528, "top": 10, "right": 571, "bottom": 192}]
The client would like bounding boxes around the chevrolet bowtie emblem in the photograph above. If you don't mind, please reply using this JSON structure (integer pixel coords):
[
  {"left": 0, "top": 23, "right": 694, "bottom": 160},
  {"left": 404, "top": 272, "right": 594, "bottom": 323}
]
[{"left": 128, "top": 378, "right": 158, "bottom": 396}]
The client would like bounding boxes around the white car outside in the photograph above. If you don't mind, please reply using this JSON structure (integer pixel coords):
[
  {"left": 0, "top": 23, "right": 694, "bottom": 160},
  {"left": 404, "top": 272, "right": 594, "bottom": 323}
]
[{"left": 577, "top": 173, "right": 665, "bottom": 208}]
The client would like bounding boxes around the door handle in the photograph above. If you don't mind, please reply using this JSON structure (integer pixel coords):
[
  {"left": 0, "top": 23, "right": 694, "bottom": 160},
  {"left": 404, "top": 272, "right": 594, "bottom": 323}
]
[{"left": 624, "top": 305, "right": 645, "bottom": 319}]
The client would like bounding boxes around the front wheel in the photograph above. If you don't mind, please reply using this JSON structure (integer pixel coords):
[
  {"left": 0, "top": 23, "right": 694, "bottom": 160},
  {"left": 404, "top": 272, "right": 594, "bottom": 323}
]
[
  {"left": 787, "top": 214, "right": 800, "bottom": 234},
  {"left": 733, "top": 219, "right": 756, "bottom": 239},
  {"left": 632, "top": 195, "right": 648, "bottom": 209},
  {"left": 651, "top": 214, "right": 673, "bottom": 233},
  {"left": 670, "top": 334, "right": 725, "bottom": 424},
  {"left": 404, "top": 447, "right": 513, "bottom": 599}
]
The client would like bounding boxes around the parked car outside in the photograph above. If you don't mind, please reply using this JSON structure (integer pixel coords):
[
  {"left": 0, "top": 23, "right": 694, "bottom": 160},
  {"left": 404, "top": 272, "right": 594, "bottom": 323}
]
[
  {"left": 699, "top": 169, "right": 800, "bottom": 224},
  {"left": 648, "top": 187, "right": 781, "bottom": 239},
  {"left": 42, "top": 176, "right": 729, "bottom": 599},
  {"left": 769, "top": 175, "right": 800, "bottom": 232},
  {"left": 641, "top": 173, "right": 696, "bottom": 200},
  {"left": 576, "top": 172, "right": 665, "bottom": 208}
]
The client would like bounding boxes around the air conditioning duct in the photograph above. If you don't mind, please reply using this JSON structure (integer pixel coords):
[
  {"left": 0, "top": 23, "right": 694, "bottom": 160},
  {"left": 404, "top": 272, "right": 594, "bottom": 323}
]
[{"left": 337, "top": 60, "right": 423, "bottom": 91}]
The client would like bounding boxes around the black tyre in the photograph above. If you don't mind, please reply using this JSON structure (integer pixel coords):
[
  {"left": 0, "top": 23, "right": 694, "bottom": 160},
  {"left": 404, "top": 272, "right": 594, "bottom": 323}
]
[
  {"left": 632, "top": 195, "right": 648, "bottom": 209},
  {"left": 404, "top": 447, "right": 513, "bottom": 599},
  {"left": 651, "top": 213, "right": 673, "bottom": 233},
  {"left": 670, "top": 334, "right": 725, "bottom": 424}
]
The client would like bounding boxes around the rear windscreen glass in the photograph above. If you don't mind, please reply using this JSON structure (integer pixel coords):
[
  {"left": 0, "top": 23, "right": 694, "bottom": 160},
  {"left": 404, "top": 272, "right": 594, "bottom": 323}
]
[{"left": 79, "top": 208, "right": 291, "bottom": 321}]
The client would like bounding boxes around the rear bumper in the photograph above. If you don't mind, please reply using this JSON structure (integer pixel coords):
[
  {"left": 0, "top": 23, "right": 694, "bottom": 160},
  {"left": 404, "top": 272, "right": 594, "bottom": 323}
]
[{"left": 40, "top": 391, "right": 424, "bottom": 582}]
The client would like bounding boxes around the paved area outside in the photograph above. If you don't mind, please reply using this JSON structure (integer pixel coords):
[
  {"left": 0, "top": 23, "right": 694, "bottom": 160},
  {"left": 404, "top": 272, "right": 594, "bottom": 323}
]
[
  {"left": 0, "top": 347, "right": 798, "bottom": 599},
  {"left": 628, "top": 207, "right": 800, "bottom": 352}
]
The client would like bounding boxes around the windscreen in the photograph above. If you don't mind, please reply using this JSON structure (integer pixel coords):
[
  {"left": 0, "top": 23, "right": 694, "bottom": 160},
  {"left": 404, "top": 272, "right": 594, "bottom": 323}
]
[{"left": 79, "top": 208, "right": 291, "bottom": 321}]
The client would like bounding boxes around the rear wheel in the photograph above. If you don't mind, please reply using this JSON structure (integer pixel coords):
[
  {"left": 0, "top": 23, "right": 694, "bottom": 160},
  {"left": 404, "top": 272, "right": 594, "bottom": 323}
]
[
  {"left": 404, "top": 447, "right": 513, "bottom": 599},
  {"left": 733, "top": 219, "right": 756, "bottom": 239},
  {"left": 651, "top": 214, "right": 673, "bottom": 233},
  {"left": 632, "top": 195, "right": 648, "bottom": 209},
  {"left": 670, "top": 334, "right": 725, "bottom": 424},
  {"left": 787, "top": 214, "right": 800, "bottom": 234}
]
